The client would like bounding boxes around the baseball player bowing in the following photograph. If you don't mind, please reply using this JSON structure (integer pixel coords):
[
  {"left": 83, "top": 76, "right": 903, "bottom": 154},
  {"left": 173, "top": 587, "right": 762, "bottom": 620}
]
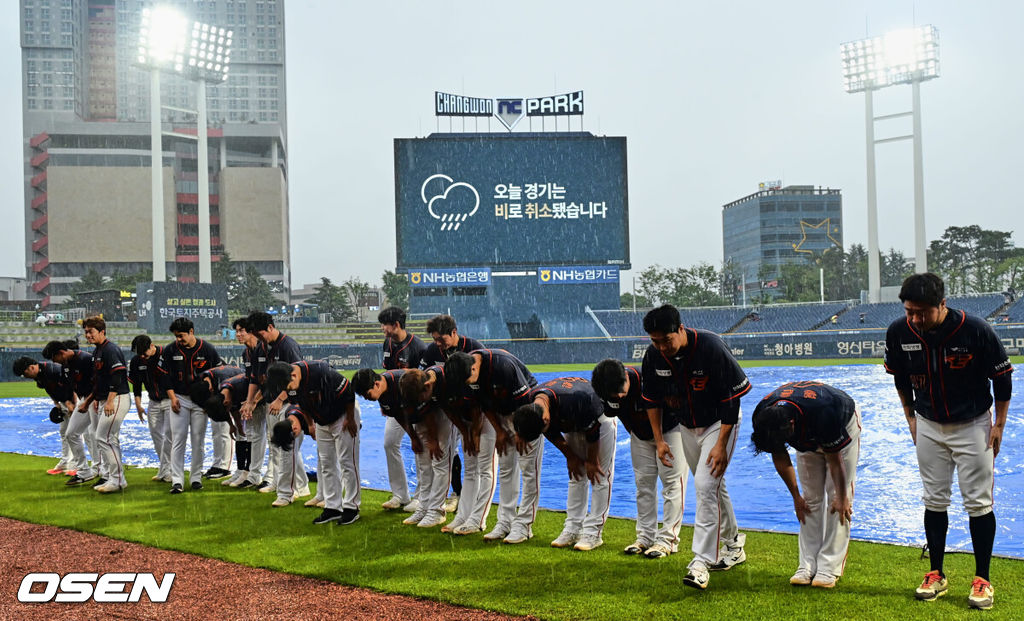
[
  {"left": 592, "top": 358, "right": 687, "bottom": 560},
  {"left": 641, "top": 305, "right": 751, "bottom": 590},
  {"left": 512, "top": 376, "right": 617, "bottom": 552},
  {"left": 267, "top": 360, "right": 361, "bottom": 525},
  {"left": 750, "top": 381, "right": 861, "bottom": 588},
  {"left": 885, "top": 273, "right": 1012, "bottom": 611}
]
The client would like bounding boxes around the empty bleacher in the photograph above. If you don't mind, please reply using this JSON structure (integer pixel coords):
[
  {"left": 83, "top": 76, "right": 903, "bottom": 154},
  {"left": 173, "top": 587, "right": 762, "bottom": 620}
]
[{"left": 736, "top": 302, "right": 850, "bottom": 334}]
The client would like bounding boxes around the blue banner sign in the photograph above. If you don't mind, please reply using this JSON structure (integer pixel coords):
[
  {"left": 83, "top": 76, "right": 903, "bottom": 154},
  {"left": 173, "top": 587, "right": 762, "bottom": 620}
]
[
  {"left": 537, "top": 266, "right": 619, "bottom": 285},
  {"left": 408, "top": 267, "right": 491, "bottom": 288}
]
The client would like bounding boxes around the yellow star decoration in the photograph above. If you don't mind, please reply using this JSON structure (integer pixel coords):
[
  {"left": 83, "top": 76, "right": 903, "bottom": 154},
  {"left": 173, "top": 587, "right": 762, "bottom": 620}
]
[{"left": 792, "top": 218, "right": 842, "bottom": 256}]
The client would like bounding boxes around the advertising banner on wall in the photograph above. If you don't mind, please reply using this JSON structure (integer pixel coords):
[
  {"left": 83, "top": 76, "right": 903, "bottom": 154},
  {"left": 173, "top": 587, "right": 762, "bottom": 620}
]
[{"left": 136, "top": 281, "right": 228, "bottom": 334}]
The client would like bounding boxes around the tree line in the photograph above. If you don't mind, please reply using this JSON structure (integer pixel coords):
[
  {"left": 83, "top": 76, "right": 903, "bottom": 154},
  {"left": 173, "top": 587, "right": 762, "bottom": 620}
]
[
  {"left": 68, "top": 254, "right": 412, "bottom": 322},
  {"left": 624, "top": 225, "right": 1024, "bottom": 308}
]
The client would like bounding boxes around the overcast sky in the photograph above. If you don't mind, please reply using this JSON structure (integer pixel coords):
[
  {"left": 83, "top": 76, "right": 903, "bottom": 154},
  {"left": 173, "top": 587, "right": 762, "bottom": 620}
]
[{"left": 2, "top": 0, "right": 1023, "bottom": 292}]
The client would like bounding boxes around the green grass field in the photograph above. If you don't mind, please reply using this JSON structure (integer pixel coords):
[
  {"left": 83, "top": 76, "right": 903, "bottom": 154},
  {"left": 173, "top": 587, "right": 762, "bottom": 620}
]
[{"left": 0, "top": 452, "right": 1020, "bottom": 620}]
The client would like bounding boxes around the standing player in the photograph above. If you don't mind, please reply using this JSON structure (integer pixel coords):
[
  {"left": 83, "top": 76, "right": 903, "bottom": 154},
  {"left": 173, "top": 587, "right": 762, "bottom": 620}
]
[
  {"left": 13, "top": 356, "right": 74, "bottom": 475},
  {"left": 80, "top": 316, "right": 131, "bottom": 493},
  {"left": 750, "top": 381, "right": 860, "bottom": 588},
  {"left": 42, "top": 340, "right": 98, "bottom": 486},
  {"left": 592, "top": 358, "right": 687, "bottom": 560},
  {"left": 395, "top": 368, "right": 455, "bottom": 529},
  {"left": 379, "top": 306, "right": 427, "bottom": 371},
  {"left": 884, "top": 273, "right": 1012, "bottom": 610},
  {"left": 267, "top": 361, "right": 361, "bottom": 524},
  {"left": 235, "top": 316, "right": 273, "bottom": 491},
  {"left": 129, "top": 335, "right": 172, "bottom": 482},
  {"left": 157, "top": 317, "right": 223, "bottom": 493},
  {"left": 445, "top": 349, "right": 538, "bottom": 543},
  {"left": 642, "top": 304, "right": 751, "bottom": 590},
  {"left": 420, "top": 314, "right": 484, "bottom": 514},
  {"left": 351, "top": 368, "right": 422, "bottom": 514},
  {"left": 512, "top": 376, "right": 616, "bottom": 551}
]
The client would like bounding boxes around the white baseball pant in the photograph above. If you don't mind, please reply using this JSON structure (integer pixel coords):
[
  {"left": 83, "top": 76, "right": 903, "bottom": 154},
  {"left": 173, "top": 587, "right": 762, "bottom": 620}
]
[
  {"left": 146, "top": 398, "right": 173, "bottom": 480},
  {"left": 795, "top": 407, "right": 861, "bottom": 579},
  {"left": 383, "top": 416, "right": 412, "bottom": 505},
  {"left": 631, "top": 427, "right": 687, "bottom": 549},
  {"left": 413, "top": 411, "right": 453, "bottom": 514},
  {"left": 681, "top": 416, "right": 741, "bottom": 565},
  {"left": 563, "top": 416, "right": 618, "bottom": 539},
  {"left": 454, "top": 421, "right": 497, "bottom": 530},
  {"left": 169, "top": 394, "right": 207, "bottom": 486},
  {"left": 315, "top": 405, "right": 362, "bottom": 511},
  {"left": 916, "top": 411, "right": 994, "bottom": 517},
  {"left": 94, "top": 395, "right": 131, "bottom": 488}
]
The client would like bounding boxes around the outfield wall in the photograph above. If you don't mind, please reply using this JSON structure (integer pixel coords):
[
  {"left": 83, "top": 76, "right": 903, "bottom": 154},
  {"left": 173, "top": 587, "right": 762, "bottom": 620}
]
[{"left": 4, "top": 326, "right": 1024, "bottom": 382}]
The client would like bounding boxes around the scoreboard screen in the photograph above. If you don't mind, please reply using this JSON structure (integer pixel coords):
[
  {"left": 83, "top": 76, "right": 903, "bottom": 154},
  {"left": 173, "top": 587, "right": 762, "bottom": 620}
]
[{"left": 395, "top": 134, "right": 629, "bottom": 269}]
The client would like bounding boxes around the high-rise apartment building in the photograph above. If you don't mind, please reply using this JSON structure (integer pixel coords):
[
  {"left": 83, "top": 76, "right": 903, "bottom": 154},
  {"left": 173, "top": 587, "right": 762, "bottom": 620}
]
[
  {"left": 722, "top": 185, "right": 843, "bottom": 299},
  {"left": 21, "top": 0, "right": 289, "bottom": 305}
]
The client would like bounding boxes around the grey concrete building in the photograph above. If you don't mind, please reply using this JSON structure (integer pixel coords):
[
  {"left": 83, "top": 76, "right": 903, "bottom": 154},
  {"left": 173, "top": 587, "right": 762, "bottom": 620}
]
[
  {"left": 722, "top": 185, "right": 843, "bottom": 301},
  {"left": 21, "top": 0, "right": 289, "bottom": 304}
]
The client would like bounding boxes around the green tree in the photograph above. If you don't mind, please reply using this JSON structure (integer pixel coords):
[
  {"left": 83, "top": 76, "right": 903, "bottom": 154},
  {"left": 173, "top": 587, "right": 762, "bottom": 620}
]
[
  {"left": 381, "top": 270, "right": 410, "bottom": 309},
  {"left": 307, "top": 277, "right": 353, "bottom": 322},
  {"left": 637, "top": 263, "right": 729, "bottom": 308},
  {"left": 212, "top": 252, "right": 242, "bottom": 303},
  {"left": 71, "top": 269, "right": 106, "bottom": 295},
  {"left": 107, "top": 268, "right": 153, "bottom": 293},
  {"left": 344, "top": 277, "right": 372, "bottom": 309},
  {"left": 232, "top": 265, "right": 281, "bottom": 313},
  {"left": 619, "top": 292, "right": 651, "bottom": 310}
]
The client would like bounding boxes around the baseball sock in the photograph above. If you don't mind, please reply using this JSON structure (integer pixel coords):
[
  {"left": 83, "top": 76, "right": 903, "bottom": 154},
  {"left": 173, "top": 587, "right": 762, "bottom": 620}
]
[
  {"left": 451, "top": 453, "right": 463, "bottom": 496},
  {"left": 968, "top": 512, "right": 995, "bottom": 581},
  {"left": 236, "top": 441, "right": 252, "bottom": 471},
  {"left": 924, "top": 510, "right": 948, "bottom": 575}
]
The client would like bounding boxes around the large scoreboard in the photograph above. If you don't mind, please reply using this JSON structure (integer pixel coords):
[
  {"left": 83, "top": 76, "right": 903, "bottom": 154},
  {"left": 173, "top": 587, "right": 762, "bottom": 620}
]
[{"left": 394, "top": 134, "right": 629, "bottom": 270}]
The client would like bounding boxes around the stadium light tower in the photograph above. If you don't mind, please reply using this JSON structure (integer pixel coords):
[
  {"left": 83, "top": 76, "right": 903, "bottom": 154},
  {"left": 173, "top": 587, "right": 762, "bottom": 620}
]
[
  {"left": 138, "top": 7, "right": 232, "bottom": 283},
  {"left": 841, "top": 25, "right": 939, "bottom": 302}
]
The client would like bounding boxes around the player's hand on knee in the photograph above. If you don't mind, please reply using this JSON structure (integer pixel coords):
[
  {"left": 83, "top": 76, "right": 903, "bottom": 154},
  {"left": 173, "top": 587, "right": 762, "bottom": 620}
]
[{"left": 793, "top": 495, "right": 810, "bottom": 524}]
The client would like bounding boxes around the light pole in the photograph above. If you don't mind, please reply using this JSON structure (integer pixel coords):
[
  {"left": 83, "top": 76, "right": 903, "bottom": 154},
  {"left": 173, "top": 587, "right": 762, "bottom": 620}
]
[
  {"left": 137, "top": 8, "right": 232, "bottom": 283},
  {"left": 841, "top": 26, "right": 939, "bottom": 302}
]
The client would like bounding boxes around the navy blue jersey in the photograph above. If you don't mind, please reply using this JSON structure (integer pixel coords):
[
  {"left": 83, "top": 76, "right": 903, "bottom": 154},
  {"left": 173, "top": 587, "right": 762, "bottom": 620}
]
[
  {"left": 466, "top": 348, "right": 537, "bottom": 415},
  {"left": 65, "top": 350, "right": 95, "bottom": 399},
  {"left": 292, "top": 360, "right": 356, "bottom": 426},
  {"left": 243, "top": 341, "right": 269, "bottom": 386},
  {"left": 282, "top": 404, "right": 314, "bottom": 437},
  {"left": 375, "top": 370, "right": 409, "bottom": 420},
  {"left": 531, "top": 377, "right": 604, "bottom": 441},
  {"left": 91, "top": 339, "right": 129, "bottom": 399},
  {"left": 753, "top": 382, "right": 857, "bottom": 453},
  {"left": 35, "top": 361, "right": 73, "bottom": 404},
  {"left": 885, "top": 308, "right": 1013, "bottom": 423},
  {"left": 419, "top": 335, "right": 485, "bottom": 369},
  {"left": 200, "top": 365, "right": 244, "bottom": 389},
  {"left": 410, "top": 364, "right": 466, "bottom": 422},
  {"left": 599, "top": 366, "right": 678, "bottom": 442},
  {"left": 382, "top": 332, "right": 426, "bottom": 370},
  {"left": 267, "top": 332, "right": 302, "bottom": 365},
  {"left": 129, "top": 346, "right": 167, "bottom": 401},
  {"left": 219, "top": 373, "right": 249, "bottom": 412},
  {"left": 640, "top": 329, "right": 750, "bottom": 428},
  {"left": 157, "top": 338, "right": 223, "bottom": 395}
]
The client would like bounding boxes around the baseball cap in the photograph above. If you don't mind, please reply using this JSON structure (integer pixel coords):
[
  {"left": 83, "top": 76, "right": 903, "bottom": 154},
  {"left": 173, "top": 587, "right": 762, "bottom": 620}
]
[{"left": 49, "top": 406, "right": 64, "bottom": 424}]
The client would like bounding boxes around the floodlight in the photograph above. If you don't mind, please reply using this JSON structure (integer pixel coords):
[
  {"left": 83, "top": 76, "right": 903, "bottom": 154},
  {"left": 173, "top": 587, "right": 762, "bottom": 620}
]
[
  {"left": 840, "top": 25, "right": 939, "bottom": 93},
  {"left": 138, "top": 6, "right": 189, "bottom": 71}
]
